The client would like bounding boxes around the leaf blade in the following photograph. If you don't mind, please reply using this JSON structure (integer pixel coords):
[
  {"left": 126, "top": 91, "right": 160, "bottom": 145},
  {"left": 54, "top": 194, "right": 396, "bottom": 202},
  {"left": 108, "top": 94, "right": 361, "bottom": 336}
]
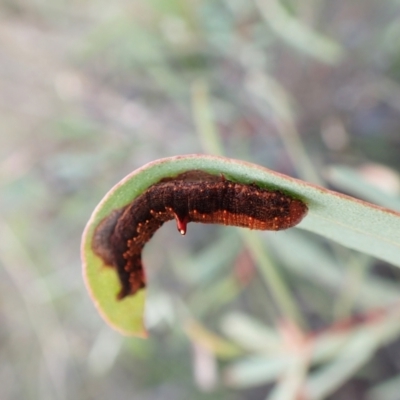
[{"left": 81, "top": 155, "right": 400, "bottom": 336}]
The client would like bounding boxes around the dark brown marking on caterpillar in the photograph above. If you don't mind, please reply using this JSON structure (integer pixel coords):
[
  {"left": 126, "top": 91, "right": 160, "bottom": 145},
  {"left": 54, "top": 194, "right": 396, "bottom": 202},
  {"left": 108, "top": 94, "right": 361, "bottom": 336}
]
[{"left": 92, "top": 171, "right": 308, "bottom": 299}]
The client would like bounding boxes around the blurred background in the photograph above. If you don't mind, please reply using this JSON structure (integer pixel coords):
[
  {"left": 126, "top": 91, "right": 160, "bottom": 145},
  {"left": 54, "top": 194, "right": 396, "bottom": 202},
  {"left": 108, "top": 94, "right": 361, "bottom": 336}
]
[{"left": 2, "top": 0, "right": 400, "bottom": 399}]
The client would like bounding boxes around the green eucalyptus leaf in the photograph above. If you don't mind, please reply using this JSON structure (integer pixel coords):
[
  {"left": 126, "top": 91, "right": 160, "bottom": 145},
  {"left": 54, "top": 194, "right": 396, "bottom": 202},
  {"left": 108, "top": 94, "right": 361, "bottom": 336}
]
[{"left": 81, "top": 155, "right": 400, "bottom": 336}]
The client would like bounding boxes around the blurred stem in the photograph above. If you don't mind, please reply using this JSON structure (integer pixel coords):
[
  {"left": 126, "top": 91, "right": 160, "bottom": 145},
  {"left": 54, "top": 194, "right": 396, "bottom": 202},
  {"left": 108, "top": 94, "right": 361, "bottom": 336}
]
[
  {"left": 242, "top": 231, "right": 306, "bottom": 329},
  {"left": 333, "top": 253, "right": 372, "bottom": 320},
  {"left": 191, "top": 79, "right": 224, "bottom": 155},
  {"left": 245, "top": 70, "right": 322, "bottom": 185},
  {"left": 276, "top": 118, "right": 323, "bottom": 186},
  {"left": 254, "top": 0, "right": 343, "bottom": 64}
]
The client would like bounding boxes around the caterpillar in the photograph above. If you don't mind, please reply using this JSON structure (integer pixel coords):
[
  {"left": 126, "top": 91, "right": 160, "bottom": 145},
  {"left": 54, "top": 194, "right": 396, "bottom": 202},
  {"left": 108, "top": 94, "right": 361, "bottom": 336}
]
[{"left": 92, "top": 171, "right": 308, "bottom": 299}]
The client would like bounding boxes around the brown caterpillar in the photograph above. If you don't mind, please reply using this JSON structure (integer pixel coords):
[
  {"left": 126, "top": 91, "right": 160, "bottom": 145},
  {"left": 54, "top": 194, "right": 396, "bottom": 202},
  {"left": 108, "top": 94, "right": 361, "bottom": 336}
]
[{"left": 92, "top": 171, "right": 308, "bottom": 299}]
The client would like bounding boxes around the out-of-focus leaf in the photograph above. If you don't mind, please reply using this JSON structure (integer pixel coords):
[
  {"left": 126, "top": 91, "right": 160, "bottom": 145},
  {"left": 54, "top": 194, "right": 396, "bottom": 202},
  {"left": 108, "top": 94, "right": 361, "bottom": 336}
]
[
  {"left": 267, "top": 356, "right": 308, "bottom": 400},
  {"left": 305, "top": 329, "right": 377, "bottom": 399},
  {"left": 221, "top": 312, "right": 280, "bottom": 353},
  {"left": 224, "top": 355, "right": 292, "bottom": 388},
  {"left": 305, "top": 310, "right": 400, "bottom": 400},
  {"left": 367, "top": 374, "right": 400, "bottom": 400},
  {"left": 267, "top": 230, "right": 400, "bottom": 308},
  {"left": 184, "top": 319, "right": 242, "bottom": 359},
  {"left": 223, "top": 309, "right": 400, "bottom": 394},
  {"left": 255, "top": 0, "right": 344, "bottom": 64}
]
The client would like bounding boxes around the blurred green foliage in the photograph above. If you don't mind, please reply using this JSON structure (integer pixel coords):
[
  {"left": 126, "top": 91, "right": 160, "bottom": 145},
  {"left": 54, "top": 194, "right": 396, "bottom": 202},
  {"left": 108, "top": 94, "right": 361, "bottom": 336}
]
[{"left": 1, "top": 0, "right": 400, "bottom": 399}]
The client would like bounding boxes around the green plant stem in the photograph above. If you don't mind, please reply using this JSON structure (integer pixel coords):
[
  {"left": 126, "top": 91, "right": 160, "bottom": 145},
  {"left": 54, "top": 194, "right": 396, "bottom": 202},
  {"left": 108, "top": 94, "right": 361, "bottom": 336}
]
[
  {"left": 191, "top": 79, "right": 224, "bottom": 156},
  {"left": 242, "top": 231, "right": 306, "bottom": 329}
]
